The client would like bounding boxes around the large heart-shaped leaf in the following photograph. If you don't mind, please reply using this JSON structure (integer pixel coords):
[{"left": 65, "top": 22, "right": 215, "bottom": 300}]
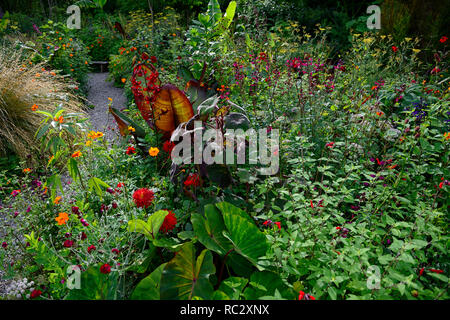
[
  {"left": 160, "top": 242, "right": 215, "bottom": 300},
  {"left": 191, "top": 204, "right": 232, "bottom": 255},
  {"left": 216, "top": 202, "right": 268, "bottom": 267},
  {"left": 131, "top": 263, "right": 166, "bottom": 300}
]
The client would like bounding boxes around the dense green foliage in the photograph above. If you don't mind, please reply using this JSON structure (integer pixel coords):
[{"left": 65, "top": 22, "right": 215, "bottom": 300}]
[{"left": 0, "top": 0, "right": 448, "bottom": 301}]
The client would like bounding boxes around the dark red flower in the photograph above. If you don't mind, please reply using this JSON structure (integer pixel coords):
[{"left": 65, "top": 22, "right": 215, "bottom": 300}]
[
  {"left": 81, "top": 232, "right": 87, "bottom": 240},
  {"left": 150, "top": 56, "right": 157, "bottom": 64},
  {"left": 325, "top": 142, "right": 335, "bottom": 148},
  {"left": 160, "top": 210, "right": 177, "bottom": 233},
  {"left": 117, "top": 182, "right": 125, "bottom": 188},
  {"left": 30, "top": 289, "right": 42, "bottom": 299},
  {"left": 163, "top": 140, "right": 175, "bottom": 154},
  {"left": 100, "top": 263, "right": 111, "bottom": 274},
  {"left": 141, "top": 53, "right": 149, "bottom": 60},
  {"left": 392, "top": 46, "right": 398, "bottom": 53},
  {"left": 440, "top": 36, "right": 448, "bottom": 43},
  {"left": 126, "top": 146, "right": 136, "bottom": 155},
  {"left": 184, "top": 173, "right": 201, "bottom": 187},
  {"left": 87, "top": 245, "right": 96, "bottom": 253},
  {"left": 132, "top": 188, "right": 155, "bottom": 208},
  {"left": 112, "top": 248, "right": 120, "bottom": 255},
  {"left": 63, "top": 240, "right": 74, "bottom": 248},
  {"left": 2, "top": 242, "right": 7, "bottom": 249}
]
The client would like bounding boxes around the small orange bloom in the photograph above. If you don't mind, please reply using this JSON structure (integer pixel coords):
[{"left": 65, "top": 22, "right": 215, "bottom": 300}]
[
  {"left": 149, "top": 147, "right": 160, "bottom": 157},
  {"left": 23, "top": 168, "right": 32, "bottom": 173},
  {"left": 376, "top": 111, "right": 384, "bottom": 116},
  {"left": 121, "top": 78, "right": 126, "bottom": 83},
  {"left": 54, "top": 196, "right": 62, "bottom": 204},
  {"left": 444, "top": 132, "right": 450, "bottom": 140},
  {"left": 55, "top": 212, "right": 69, "bottom": 225},
  {"left": 31, "top": 104, "right": 38, "bottom": 111},
  {"left": 71, "top": 150, "right": 82, "bottom": 158}
]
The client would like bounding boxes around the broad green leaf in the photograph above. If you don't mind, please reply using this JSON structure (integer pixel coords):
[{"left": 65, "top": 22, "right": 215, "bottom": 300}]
[
  {"left": 243, "top": 271, "right": 296, "bottom": 300},
  {"left": 131, "top": 263, "right": 166, "bottom": 300},
  {"left": 191, "top": 204, "right": 232, "bottom": 255},
  {"left": 217, "top": 277, "right": 248, "bottom": 300},
  {"left": 160, "top": 242, "right": 215, "bottom": 300}
]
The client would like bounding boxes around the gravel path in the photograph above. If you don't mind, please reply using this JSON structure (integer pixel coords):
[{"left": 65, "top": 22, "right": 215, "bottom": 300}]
[
  {"left": 0, "top": 72, "right": 126, "bottom": 298},
  {"left": 86, "top": 72, "right": 126, "bottom": 141}
]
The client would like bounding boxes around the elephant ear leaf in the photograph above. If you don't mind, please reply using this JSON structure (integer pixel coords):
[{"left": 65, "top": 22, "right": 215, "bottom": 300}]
[
  {"left": 131, "top": 263, "right": 167, "bottom": 300},
  {"left": 160, "top": 242, "right": 215, "bottom": 300}
]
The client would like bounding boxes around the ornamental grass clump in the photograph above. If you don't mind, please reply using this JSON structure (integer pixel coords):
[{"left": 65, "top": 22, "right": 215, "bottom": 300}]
[{"left": 0, "top": 47, "right": 85, "bottom": 159}]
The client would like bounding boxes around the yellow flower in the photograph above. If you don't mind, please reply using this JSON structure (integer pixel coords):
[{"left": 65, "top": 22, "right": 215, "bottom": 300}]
[
  {"left": 363, "top": 38, "right": 374, "bottom": 44},
  {"left": 149, "top": 147, "right": 159, "bottom": 157},
  {"left": 86, "top": 140, "right": 92, "bottom": 146},
  {"left": 55, "top": 212, "right": 69, "bottom": 225},
  {"left": 88, "top": 131, "right": 104, "bottom": 139},
  {"left": 412, "top": 49, "right": 421, "bottom": 53},
  {"left": 405, "top": 37, "right": 412, "bottom": 42},
  {"left": 380, "top": 35, "right": 386, "bottom": 40},
  {"left": 128, "top": 126, "right": 136, "bottom": 133},
  {"left": 54, "top": 196, "right": 62, "bottom": 204}
]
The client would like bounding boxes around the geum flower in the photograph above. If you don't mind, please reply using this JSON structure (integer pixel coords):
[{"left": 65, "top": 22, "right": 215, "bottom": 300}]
[{"left": 55, "top": 212, "right": 69, "bottom": 225}]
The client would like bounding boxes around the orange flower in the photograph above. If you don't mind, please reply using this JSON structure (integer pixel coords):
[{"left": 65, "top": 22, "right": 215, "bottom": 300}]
[
  {"left": 71, "top": 150, "right": 82, "bottom": 158},
  {"left": 108, "top": 97, "right": 113, "bottom": 102},
  {"left": 121, "top": 78, "right": 126, "bottom": 83},
  {"left": 54, "top": 116, "right": 64, "bottom": 123},
  {"left": 31, "top": 104, "right": 38, "bottom": 111},
  {"left": 444, "top": 132, "right": 450, "bottom": 140},
  {"left": 86, "top": 140, "right": 92, "bottom": 146},
  {"left": 54, "top": 196, "right": 62, "bottom": 204},
  {"left": 55, "top": 212, "right": 69, "bottom": 225},
  {"left": 87, "top": 131, "right": 103, "bottom": 139},
  {"left": 376, "top": 111, "right": 384, "bottom": 116},
  {"left": 23, "top": 168, "right": 32, "bottom": 173},
  {"left": 149, "top": 147, "right": 159, "bottom": 157}
]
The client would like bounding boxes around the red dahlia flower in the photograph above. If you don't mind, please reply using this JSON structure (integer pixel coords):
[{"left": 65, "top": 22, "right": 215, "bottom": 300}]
[
  {"left": 100, "top": 263, "right": 111, "bottom": 274},
  {"left": 87, "top": 245, "right": 96, "bottom": 253},
  {"left": 132, "top": 188, "right": 155, "bottom": 208},
  {"left": 440, "top": 36, "right": 448, "bottom": 43},
  {"left": 163, "top": 140, "right": 175, "bottom": 154},
  {"left": 160, "top": 210, "right": 177, "bottom": 233},
  {"left": 63, "top": 240, "right": 74, "bottom": 248},
  {"left": 392, "top": 46, "right": 398, "bottom": 52}
]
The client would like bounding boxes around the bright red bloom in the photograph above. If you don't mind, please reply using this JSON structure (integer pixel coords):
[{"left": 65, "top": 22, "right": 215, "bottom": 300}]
[
  {"left": 439, "top": 181, "right": 444, "bottom": 189},
  {"left": 274, "top": 222, "right": 281, "bottom": 230},
  {"left": 160, "top": 210, "right": 177, "bottom": 233},
  {"left": 298, "top": 290, "right": 316, "bottom": 300},
  {"left": 440, "top": 36, "right": 448, "bottom": 43},
  {"left": 298, "top": 291, "right": 305, "bottom": 300},
  {"left": 117, "top": 182, "right": 124, "bottom": 188},
  {"left": 150, "top": 56, "right": 157, "bottom": 64},
  {"left": 100, "top": 263, "right": 111, "bottom": 274},
  {"left": 30, "top": 289, "right": 42, "bottom": 299},
  {"left": 141, "top": 53, "right": 149, "bottom": 60},
  {"left": 310, "top": 200, "right": 314, "bottom": 208},
  {"left": 392, "top": 46, "right": 398, "bottom": 52},
  {"left": 419, "top": 267, "right": 424, "bottom": 276},
  {"left": 126, "top": 146, "right": 136, "bottom": 155},
  {"left": 112, "top": 248, "right": 120, "bottom": 255},
  {"left": 87, "top": 245, "right": 96, "bottom": 253},
  {"left": 429, "top": 269, "right": 444, "bottom": 274},
  {"left": 184, "top": 173, "right": 201, "bottom": 187},
  {"left": 132, "top": 188, "right": 155, "bottom": 208},
  {"left": 325, "top": 142, "right": 335, "bottom": 148},
  {"left": 2, "top": 242, "right": 7, "bottom": 249}
]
